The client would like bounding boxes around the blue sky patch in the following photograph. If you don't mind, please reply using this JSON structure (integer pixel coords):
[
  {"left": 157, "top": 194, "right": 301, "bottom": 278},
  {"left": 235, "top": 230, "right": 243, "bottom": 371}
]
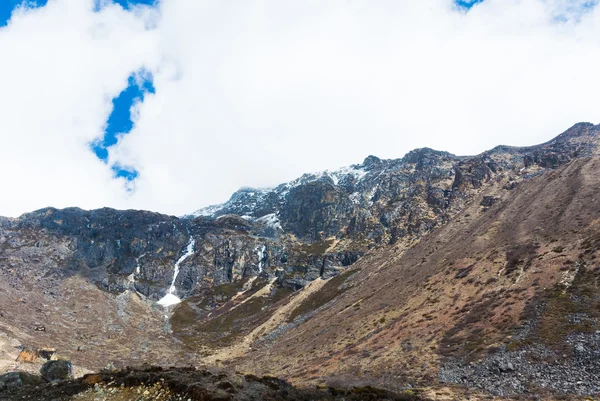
[
  {"left": 557, "top": 0, "right": 600, "bottom": 21},
  {"left": 1, "top": 1, "right": 158, "bottom": 27},
  {"left": 455, "top": 0, "right": 484, "bottom": 10},
  {"left": 0, "top": 0, "right": 47, "bottom": 27},
  {"left": 112, "top": 165, "right": 139, "bottom": 181},
  {"left": 113, "top": 0, "right": 157, "bottom": 9},
  {"left": 91, "top": 70, "right": 154, "bottom": 181},
  {"left": 95, "top": 0, "right": 157, "bottom": 11}
]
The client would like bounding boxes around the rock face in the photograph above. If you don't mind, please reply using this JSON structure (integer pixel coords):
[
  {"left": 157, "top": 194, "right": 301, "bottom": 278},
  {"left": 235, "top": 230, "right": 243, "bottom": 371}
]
[
  {"left": 40, "top": 360, "right": 73, "bottom": 382},
  {"left": 1, "top": 123, "right": 599, "bottom": 306},
  {"left": 193, "top": 123, "right": 600, "bottom": 247}
]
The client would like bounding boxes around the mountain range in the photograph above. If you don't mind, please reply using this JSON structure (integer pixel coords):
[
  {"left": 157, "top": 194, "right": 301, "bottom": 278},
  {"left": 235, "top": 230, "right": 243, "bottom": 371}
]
[{"left": 1, "top": 122, "right": 600, "bottom": 399}]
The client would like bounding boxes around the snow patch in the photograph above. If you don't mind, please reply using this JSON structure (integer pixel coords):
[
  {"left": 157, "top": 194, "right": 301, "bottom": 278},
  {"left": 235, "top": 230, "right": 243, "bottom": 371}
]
[
  {"left": 256, "top": 245, "right": 267, "bottom": 273},
  {"left": 349, "top": 192, "right": 362, "bottom": 205},
  {"left": 189, "top": 203, "right": 224, "bottom": 218},
  {"left": 135, "top": 253, "right": 146, "bottom": 275},
  {"left": 367, "top": 185, "right": 379, "bottom": 206},
  {"left": 255, "top": 213, "right": 283, "bottom": 232},
  {"left": 328, "top": 165, "right": 368, "bottom": 185},
  {"left": 278, "top": 164, "right": 368, "bottom": 197},
  {"left": 157, "top": 293, "right": 182, "bottom": 307},
  {"left": 327, "top": 172, "right": 340, "bottom": 186},
  {"left": 157, "top": 237, "right": 195, "bottom": 307}
]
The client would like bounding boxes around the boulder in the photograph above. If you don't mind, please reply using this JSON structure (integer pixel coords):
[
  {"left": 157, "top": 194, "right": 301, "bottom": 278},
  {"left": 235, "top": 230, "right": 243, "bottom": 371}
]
[
  {"left": 0, "top": 372, "right": 45, "bottom": 391},
  {"left": 480, "top": 196, "right": 499, "bottom": 207},
  {"left": 37, "top": 348, "right": 57, "bottom": 361},
  {"left": 498, "top": 361, "right": 515, "bottom": 373},
  {"left": 16, "top": 348, "right": 38, "bottom": 363},
  {"left": 40, "top": 360, "right": 73, "bottom": 382}
]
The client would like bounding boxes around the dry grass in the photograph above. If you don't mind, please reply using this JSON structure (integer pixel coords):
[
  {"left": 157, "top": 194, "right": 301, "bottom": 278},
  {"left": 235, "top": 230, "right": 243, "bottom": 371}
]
[{"left": 231, "top": 157, "right": 600, "bottom": 390}]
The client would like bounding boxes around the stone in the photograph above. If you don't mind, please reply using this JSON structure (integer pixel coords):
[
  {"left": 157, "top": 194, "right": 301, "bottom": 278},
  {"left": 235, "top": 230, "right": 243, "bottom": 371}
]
[
  {"left": 0, "top": 372, "right": 45, "bottom": 390},
  {"left": 480, "top": 196, "right": 500, "bottom": 207},
  {"left": 498, "top": 361, "right": 515, "bottom": 373},
  {"left": 40, "top": 360, "right": 74, "bottom": 382},
  {"left": 83, "top": 374, "right": 103, "bottom": 385},
  {"left": 16, "top": 348, "right": 38, "bottom": 363},
  {"left": 37, "top": 348, "right": 57, "bottom": 361},
  {"left": 215, "top": 380, "right": 237, "bottom": 393},
  {"left": 102, "top": 362, "right": 116, "bottom": 372}
]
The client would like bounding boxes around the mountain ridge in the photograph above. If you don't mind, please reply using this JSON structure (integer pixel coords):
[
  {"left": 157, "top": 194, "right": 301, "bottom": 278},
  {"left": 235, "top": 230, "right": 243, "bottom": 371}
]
[{"left": 189, "top": 121, "right": 599, "bottom": 219}]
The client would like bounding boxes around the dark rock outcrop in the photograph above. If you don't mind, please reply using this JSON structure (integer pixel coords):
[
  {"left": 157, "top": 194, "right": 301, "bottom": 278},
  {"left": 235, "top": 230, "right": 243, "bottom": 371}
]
[
  {"left": 0, "top": 365, "right": 427, "bottom": 401},
  {"left": 40, "top": 360, "right": 73, "bottom": 382},
  {"left": 0, "top": 372, "right": 44, "bottom": 392}
]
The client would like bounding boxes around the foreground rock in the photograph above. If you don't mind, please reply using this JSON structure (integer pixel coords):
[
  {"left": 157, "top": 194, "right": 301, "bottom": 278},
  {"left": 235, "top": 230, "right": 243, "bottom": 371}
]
[
  {"left": 0, "top": 365, "right": 428, "bottom": 400},
  {"left": 40, "top": 360, "right": 73, "bottom": 382},
  {"left": 0, "top": 372, "right": 44, "bottom": 392}
]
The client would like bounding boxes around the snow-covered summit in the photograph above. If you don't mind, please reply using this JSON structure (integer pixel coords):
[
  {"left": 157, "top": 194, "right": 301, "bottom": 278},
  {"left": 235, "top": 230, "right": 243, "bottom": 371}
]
[{"left": 187, "top": 157, "right": 385, "bottom": 220}]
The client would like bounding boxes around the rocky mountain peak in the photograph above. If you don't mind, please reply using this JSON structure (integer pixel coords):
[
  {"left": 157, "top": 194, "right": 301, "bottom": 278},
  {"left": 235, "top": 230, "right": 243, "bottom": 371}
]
[
  {"left": 401, "top": 147, "right": 456, "bottom": 164},
  {"left": 361, "top": 155, "right": 383, "bottom": 169}
]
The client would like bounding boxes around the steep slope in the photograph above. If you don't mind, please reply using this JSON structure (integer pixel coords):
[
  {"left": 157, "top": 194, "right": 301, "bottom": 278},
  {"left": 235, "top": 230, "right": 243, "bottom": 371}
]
[
  {"left": 167, "top": 122, "right": 600, "bottom": 361},
  {"left": 235, "top": 156, "right": 600, "bottom": 397}
]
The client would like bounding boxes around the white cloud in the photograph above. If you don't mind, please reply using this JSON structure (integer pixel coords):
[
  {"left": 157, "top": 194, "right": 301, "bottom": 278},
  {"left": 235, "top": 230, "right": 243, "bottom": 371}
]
[{"left": 0, "top": 0, "right": 599, "bottom": 217}]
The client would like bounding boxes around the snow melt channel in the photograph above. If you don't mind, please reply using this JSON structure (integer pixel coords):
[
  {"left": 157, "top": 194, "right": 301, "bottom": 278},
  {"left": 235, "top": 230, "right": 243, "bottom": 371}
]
[
  {"left": 256, "top": 245, "right": 267, "bottom": 273},
  {"left": 157, "top": 237, "right": 195, "bottom": 307}
]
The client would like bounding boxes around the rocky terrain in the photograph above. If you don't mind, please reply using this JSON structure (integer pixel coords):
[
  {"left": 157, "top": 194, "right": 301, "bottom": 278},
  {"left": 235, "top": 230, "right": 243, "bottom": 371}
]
[
  {"left": 0, "top": 365, "right": 429, "bottom": 401},
  {"left": 1, "top": 122, "right": 600, "bottom": 399}
]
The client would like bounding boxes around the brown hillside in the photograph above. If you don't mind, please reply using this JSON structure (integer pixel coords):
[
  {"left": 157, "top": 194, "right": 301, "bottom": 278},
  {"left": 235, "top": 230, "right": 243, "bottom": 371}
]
[{"left": 236, "top": 156, "right": 600, "bottom": 397}]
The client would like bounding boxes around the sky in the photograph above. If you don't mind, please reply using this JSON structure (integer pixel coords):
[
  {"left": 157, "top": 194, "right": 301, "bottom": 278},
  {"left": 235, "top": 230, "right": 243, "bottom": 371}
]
[{"left": 0, "top": 0, "right": 599, "bottom": 217}]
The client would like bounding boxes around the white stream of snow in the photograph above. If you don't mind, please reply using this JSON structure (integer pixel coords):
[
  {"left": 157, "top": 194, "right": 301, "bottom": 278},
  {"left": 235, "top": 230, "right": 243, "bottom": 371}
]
[
  {"left": 157, "top": 237, "right": 195, "bottom": 307},
  {"left": 256, "top": 245, "right": 267, "bottom": 273}
]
